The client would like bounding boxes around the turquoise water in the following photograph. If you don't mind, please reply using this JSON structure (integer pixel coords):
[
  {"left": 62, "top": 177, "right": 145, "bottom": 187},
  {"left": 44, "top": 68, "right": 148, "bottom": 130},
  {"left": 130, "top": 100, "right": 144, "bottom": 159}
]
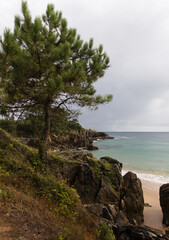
[{"left": 92, "top": 132, "right": 169, "bottom": 184}]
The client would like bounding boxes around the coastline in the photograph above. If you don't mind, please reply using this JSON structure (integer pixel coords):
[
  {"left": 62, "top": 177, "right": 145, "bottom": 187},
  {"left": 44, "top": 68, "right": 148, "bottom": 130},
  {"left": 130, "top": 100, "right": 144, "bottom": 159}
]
[{"left": 141, "top": 179, "right": 164, "bottom": 231}]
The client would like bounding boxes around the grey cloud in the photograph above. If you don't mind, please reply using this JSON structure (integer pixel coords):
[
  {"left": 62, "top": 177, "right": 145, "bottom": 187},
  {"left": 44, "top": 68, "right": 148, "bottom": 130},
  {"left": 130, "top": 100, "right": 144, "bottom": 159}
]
[{"left": 1, "top": 0, "right": 169, "bottom": 131}]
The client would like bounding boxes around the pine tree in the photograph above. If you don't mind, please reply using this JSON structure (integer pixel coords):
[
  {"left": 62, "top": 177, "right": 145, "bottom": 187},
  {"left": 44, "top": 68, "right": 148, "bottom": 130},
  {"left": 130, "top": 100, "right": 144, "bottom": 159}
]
[{"left": 0, "top": 1, "right": 112, "bottom": 146}]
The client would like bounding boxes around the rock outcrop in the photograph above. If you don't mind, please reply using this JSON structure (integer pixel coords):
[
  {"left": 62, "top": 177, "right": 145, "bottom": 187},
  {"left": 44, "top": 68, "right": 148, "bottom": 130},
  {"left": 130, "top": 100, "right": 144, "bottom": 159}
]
[
  {"left": 48, "top": 149, "right": 169, "bottom": 239},
  {"left": 86, "top": 144, "right": 98, "bottom": 150},
  {"left": 100, "top": 156, "right": 123, "bottom": 173},
  {"left": 120, "top": 171, "right": 144, "bottom": 224},
  {"left": 1, "top": 128, "right": 169, "bottom": 240},
  {"left": 160, "top": 183, "right": 169, "bottom": 226},
  {"left": 84, "top": 203, "right": 117, "bottom": 222},
  {"left": 113, "top": 223, "right": 169, "bottom": 240},
  {"left": 53, "top": 153, "right": 121, "bottom": 204},
  {"left": 21, "top": 129, "right": 114, "bottom": 150},
  {"left": 50, "top": 152, "right": 145, "bottom": 227},
  {"left": 87, "top": 130, "right": 114, "bottom": 140},
  {"left": 95, "top": 175, "right": 120, "bottom": 205},
  {"left": 50, "top": 129, "right": 114, "bottom": 150}
]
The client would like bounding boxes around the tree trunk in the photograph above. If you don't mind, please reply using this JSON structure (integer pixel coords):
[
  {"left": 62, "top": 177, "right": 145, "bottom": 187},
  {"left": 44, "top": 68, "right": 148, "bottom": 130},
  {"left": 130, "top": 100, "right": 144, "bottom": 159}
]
[{"left": 43, "top": 101, "right": 51, "bottom": 148}]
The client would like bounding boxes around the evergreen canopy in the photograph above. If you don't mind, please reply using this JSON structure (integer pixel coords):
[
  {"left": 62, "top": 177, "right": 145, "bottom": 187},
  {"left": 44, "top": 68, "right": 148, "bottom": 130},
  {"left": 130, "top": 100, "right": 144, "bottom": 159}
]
[{"left": 0, "top": 1, "right": 112, "bottom": 143}]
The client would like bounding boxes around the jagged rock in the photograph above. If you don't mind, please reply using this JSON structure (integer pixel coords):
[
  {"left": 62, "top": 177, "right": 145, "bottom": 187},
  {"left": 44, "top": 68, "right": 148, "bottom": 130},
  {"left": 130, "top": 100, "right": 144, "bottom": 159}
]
[
  {"left": 73, "top": 152, "right": 93, "bottom": 161},
  {"left": 68, "top": 162, "right": 100, "bottom": 203},
  {"left": 50, "top": 152, "right": 122, "bottom": 205},
  {"left": 108, "top": 204, "right": 118, "bottom": 220},
  {"left": 113, "top": 224, "right": 169, "bottom": 240},
  {"left": 87, "top": 131, "right": 114, "bottom": 140},
  {"left": 100, "top": 156, "right": 123, "bottom": 173},
  {"left": 98, "top": 157, "right": 122, "bottom": 191},
  {"left": 50, "top": 129, "right": 114, "bottom": 150},
  {"left": 21, "top": 129, "right": 114, "bottom": 150},
  {"left": 160, "top": 183, "right": 169, "bottom": 226},
  {"left": 96, "top": 176, "right": 120, "bottom": 205},
  {"left": 115, "top": 210, "right": 128, "bottom": 225},
  {"left": 120, "top": 171, "right": 144, "bottom": 224},
  {"left": 87, "top": 144, "right": 98, "bottom": 150},
  {"left": 68, "top": 163, "right": 120, "bottom": 204},
  {"left": 83, "top": 203, "right": 117, "bottom": 222}
]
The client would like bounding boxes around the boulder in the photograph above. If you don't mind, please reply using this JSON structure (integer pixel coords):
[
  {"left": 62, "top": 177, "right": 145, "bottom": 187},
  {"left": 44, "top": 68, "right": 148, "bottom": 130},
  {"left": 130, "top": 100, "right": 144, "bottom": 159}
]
[
  {"left": 120, "top": 171, "right": 144, "bottom": 224},
  {"left": 160, "top": 184, "right": 169, "bottom": 226}
]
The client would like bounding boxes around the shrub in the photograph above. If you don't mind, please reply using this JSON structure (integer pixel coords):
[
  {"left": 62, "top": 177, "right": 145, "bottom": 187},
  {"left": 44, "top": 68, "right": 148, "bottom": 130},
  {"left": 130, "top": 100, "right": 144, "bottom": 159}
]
[{"left": 97, "top": 222, "right": 115, "bottom": 240}]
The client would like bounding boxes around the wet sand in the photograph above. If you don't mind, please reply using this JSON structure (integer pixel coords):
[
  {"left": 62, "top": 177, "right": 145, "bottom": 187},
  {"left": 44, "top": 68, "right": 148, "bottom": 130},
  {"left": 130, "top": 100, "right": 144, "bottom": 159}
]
[{"left": 142, "top": 179, "right": 164, "bottom": 231}]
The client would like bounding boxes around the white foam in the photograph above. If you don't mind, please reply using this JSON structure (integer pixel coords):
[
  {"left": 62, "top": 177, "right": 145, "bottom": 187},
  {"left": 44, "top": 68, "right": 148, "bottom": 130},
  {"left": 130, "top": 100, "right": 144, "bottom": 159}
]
[
  {"left": 122, "top": 169, "right": 169, "bottom": 185},
  {"left": 114, "top": 136, "right": 127, "bottom": 140},
  {"left": 114, "top": 136, "right": 134, "bottom": 140}
]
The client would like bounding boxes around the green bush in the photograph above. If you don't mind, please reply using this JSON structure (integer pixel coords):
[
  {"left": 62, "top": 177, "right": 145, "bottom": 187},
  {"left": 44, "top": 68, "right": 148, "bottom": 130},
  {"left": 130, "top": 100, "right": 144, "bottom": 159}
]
[
  {"left": 0, "top": 119, "right": 17, "bottom": 135},
  {"left": 97, "top": 222, "right": 115, "bottom": 240}
]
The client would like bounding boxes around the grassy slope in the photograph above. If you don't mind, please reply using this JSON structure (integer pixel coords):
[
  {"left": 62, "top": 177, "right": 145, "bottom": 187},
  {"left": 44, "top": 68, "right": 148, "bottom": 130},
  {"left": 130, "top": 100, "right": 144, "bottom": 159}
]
[{"left": 0, "top": 128, "right": 100, "bottom": 240}]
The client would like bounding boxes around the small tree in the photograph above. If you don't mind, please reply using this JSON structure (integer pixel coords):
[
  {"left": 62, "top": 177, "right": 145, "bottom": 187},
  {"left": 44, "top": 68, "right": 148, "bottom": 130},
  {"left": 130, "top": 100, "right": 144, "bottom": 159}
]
[{"left": 0, "top": 1, "right": 112, "bottom": 146}]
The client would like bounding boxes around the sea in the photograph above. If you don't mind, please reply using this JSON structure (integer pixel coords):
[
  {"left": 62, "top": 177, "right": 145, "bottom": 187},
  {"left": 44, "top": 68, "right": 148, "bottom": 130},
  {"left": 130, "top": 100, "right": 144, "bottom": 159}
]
[{"left": 91, "top": 132, "right": 169, "bottom": 186}]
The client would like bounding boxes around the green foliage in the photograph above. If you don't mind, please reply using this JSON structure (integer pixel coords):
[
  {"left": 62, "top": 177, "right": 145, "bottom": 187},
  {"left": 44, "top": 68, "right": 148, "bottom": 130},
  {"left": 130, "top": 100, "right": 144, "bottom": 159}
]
[
  {"left": 86, "top": 156, "right": 120, "bottom": 191},
  {"left": 84, "top": 185, "right": 91, "bottom": 196},
  {"left": 0, "top": 129, "right": 120, "bottom": 239},
  {"left": 50, "top": 108, "right": 82, "bottom": 134},
  {"left": 97, "top": 222, "right": 115, "bottom": 240},
  {"left": 0, "top": 185, "right": 8, "bottom": 204},
  {"left": 32, "top": 174, "right": 79, "bottom": 220},
  {"left": 87, "top": 157, "right": 103, "bottom": 180},
  {"left": 0, "top": 118, "right": 42, "bottom": 137},
  {"left": 57, "top": 225, "right": 85, "bottom": 240},
  {"left": 0, "top": 1, "right": 112, "bottom": 143},
  {"left": 0, "top": 108, "right": 82, "bottom": 138},
  {"left": 0, "top": 119, "right": 17, "bottom": 136},
  {"left": 16, "top": 119, "right": 39, "bottom": 137},
  {"left": 38, "top": 140, "right": 47, "bottom": 163},
  {"left": 0, "top": 128, "right": 79, "bottom": 220},
  {"left": 58, "top": 235, "right": 64, "bottom": 240}
]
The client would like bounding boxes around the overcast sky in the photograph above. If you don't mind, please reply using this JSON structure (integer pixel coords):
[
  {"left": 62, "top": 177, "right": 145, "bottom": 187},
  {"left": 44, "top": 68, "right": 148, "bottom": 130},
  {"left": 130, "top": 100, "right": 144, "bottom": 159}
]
[{"left": 1, "top": 0, "right": 169, "bottom": 131}]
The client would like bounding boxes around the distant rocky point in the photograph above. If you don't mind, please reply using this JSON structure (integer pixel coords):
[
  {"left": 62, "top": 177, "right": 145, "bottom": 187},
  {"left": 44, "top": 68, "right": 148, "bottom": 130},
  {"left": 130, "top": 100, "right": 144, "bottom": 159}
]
[{"left": 20, "top": 129, "right": 114, "bottom": 151}]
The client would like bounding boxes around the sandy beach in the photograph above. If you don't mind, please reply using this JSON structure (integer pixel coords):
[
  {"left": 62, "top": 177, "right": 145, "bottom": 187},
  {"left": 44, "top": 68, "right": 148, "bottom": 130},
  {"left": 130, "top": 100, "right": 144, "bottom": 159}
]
[{"left": 142, "top": 179, "right": 164, "bottom": 231}]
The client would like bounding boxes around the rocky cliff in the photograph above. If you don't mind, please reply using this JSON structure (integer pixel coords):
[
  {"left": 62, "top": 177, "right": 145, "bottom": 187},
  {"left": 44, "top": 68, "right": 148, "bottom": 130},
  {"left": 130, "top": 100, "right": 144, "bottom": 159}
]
[
  {"left": 24, "top": 129, "right": 114, "bottom": 150},
  {"left": 1, "top": 128, "right": 168, "bottom": 240},
  {"left": 51, "top": 151, "right": 169, "bottom": 239},
  {"left": 49, "top": 151, "right": 144, "bottom": 223},
  {"left": 51, "top": 129, "right": 114, "bottom": 150}
]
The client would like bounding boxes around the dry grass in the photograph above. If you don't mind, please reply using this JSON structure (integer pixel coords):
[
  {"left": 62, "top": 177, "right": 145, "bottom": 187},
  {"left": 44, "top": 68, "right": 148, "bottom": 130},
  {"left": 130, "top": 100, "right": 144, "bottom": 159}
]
[
  {"left": 0, "top": 128, "right": 101, "bottom": 240},
  {"left": 0, "top": 185, "right": 100, "bottom": 240}
]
